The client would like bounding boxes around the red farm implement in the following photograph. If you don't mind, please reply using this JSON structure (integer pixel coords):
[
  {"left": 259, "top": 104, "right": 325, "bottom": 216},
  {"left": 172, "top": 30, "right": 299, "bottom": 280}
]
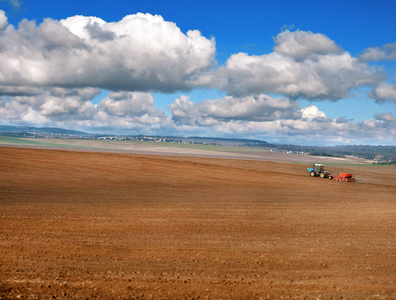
[{"left": 334, "top": 173, "right": 356, "bottom": 182}]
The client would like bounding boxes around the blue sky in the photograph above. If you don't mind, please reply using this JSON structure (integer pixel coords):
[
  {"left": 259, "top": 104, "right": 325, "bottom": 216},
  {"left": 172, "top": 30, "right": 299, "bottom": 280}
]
[{"left": 0, "top": 0, "right": 395, "bottom": 145}]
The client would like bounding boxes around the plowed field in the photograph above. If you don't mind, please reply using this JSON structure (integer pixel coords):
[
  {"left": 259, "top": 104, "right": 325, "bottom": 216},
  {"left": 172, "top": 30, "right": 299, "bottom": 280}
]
[{"left": 1, "top": 147, "right": 395, "bottom": 299}]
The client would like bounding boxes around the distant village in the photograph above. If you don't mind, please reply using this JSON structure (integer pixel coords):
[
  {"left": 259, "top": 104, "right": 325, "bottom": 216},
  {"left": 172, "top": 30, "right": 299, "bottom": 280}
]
[{"left": 97, "top": 135, "right": 212, "bottom": 145}]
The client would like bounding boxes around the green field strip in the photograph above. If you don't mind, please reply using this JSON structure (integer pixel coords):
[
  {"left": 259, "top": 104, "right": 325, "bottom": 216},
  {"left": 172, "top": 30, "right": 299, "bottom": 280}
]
[
  {"left": 121, "top": 140, "right": 271, "bottom": 153},
  {"left": 0, "top": 136, "right": 96, "bottom": 149}
]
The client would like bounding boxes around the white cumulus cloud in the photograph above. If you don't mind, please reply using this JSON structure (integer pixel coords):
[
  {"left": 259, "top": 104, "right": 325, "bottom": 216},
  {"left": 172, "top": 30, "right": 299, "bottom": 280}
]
[
  {"left": 99, "top": 91, "right": 164, "bottom": 118},
  {"left": 0, "top": 10, "right": 7, "bottom": 30},
  {"left": 0, "top": 11, "right": 216, "bottom": 95},
  {"left": 208, "top": 30, "right": 385, "bottom": 100},
  {"left": 375, "top": 112, "right": 396, "bottom": 122},
  {"left": 0, "top": 88, "right": 101, "bottom": 122},
  {"left": 360, "top": 43, "right": 396, "bottom": 61},
  {"left": 168, "top": 94, "right": 301, "bottom": 125},
  {"left": 274, "top": 30, "right": 342, "bottom": 60},
  {"left": 0, "top": 88, "right": 168, "bottom": 129},
  {"left": 368, "top": 82, "right": 396, "bottom": 103},
  {"left": 301, "top": 105, "right": 327, "bottom": 120}
]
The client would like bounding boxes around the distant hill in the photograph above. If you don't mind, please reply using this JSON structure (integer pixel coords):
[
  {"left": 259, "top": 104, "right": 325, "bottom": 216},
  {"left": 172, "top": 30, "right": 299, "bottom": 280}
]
[{"left": 0, "top": 125, "right": 90, "bottom": 137}]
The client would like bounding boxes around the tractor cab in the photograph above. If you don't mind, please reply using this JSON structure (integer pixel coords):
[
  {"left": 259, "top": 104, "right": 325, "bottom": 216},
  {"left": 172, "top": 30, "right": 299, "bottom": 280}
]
[{"left": 314, "top": 164, "right": 324, "bottom": 172}]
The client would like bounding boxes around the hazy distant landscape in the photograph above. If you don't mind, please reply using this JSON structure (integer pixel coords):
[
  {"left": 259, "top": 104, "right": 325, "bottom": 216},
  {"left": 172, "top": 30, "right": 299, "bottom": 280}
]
[{"left": 1, "top": 125, "right": 395, "bottom": 163}]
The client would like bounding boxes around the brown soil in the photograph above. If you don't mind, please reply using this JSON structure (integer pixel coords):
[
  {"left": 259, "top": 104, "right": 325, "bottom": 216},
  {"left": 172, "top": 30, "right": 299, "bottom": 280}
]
[{"left": 1, "top": 147, "right": 395, "bottom": 299}]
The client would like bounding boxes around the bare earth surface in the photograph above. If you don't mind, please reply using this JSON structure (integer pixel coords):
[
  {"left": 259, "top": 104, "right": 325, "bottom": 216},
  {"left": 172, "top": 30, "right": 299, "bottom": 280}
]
[{"left": 0, "top": 146, "right": 395, "bottom": 299}]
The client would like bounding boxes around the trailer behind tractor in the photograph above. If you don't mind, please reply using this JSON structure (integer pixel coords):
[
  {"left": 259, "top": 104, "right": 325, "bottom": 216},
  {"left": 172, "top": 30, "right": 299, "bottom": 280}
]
[{"left": 334, "top": 173, "right": 356, "bottom": 182}]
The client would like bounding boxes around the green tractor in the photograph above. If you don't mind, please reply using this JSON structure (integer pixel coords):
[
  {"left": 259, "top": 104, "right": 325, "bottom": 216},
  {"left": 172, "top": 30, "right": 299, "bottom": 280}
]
[{"left": 307, "top": 164, "right": 331, "bottom": 178}]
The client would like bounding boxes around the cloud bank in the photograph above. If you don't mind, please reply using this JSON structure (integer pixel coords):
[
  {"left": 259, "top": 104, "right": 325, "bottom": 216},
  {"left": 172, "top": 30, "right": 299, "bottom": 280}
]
[
  {"left": 169, "top": 94, "right": 301, "bottom": 125},
  {"left": 0, "top": 10, "right": 395, "bottom": 145},
  {"left": 2, "top": 89, "right": 395, "bottom": 145}
]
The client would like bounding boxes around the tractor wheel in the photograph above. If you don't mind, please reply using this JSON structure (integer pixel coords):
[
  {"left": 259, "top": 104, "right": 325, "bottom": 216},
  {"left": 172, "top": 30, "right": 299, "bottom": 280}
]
[
  {"left": 310, "top": 171, "right": 315, "bottom": 177},
  {"left": 320, "top": 172, "right": 325, "bottom": 178}
]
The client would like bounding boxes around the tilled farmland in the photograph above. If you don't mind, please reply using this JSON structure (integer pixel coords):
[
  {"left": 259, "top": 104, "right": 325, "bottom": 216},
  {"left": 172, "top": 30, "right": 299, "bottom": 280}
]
[{"left": 1, "top": 147, "right": 395, "bottom": 299}]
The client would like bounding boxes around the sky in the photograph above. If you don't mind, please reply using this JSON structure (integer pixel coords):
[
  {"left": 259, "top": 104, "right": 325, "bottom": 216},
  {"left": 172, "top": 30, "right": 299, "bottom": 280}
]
[{"left": 0, "top": 0, "right": 395, "bottom": 145}]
